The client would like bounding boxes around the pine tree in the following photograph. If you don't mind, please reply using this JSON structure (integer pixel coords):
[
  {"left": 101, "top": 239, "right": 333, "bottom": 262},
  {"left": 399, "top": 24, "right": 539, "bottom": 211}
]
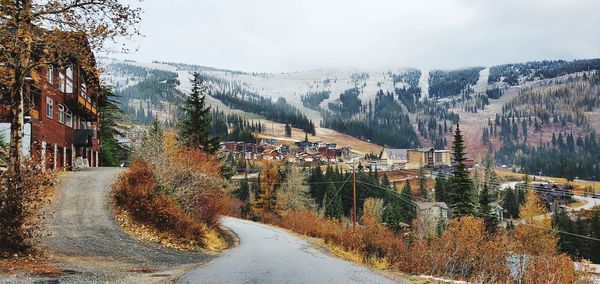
[
  {"left": 446, "top": 124, "right": 477, "bottom": 217},
  {"left": 178, "top": 72, "right": 220, "bottom": 153},
  {"left": 382, "top": 173, "right": 390, "bottom": 188},
  {"left": 434, "top": 176, "right": 446, "bottom": 202},
  {"left": 285, "top": 123, "right": 292, "bottom": 137},
  {"left": 382, "top": 193, "right": 403, "bottom": 232},
  {"left": 399, "top": 182, "right": 416, "bottom": 225},
  {"left": 323, "top": 181, "right": 343, "bottom": 220},
  {"left": 235, "top": 176, "right": 250, "bottom": 202},
  {"left": 502, "top": 187, "right": 519, "bottom": 219},
  {"left": 478, "top": 183, "right": 497, "bottom": 231},
  {"left": 98, "top": 87, "right": 125, "bottom": 166}
]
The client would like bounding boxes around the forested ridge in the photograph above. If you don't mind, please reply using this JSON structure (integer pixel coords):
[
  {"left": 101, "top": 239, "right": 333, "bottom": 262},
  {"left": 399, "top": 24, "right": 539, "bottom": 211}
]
[{"left": 488, "top": 58, "right": 600, "bottom": 86}]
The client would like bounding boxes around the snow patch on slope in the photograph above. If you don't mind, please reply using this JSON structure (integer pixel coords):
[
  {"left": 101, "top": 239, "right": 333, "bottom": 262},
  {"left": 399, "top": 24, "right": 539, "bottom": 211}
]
[
  {"left": 418, "top": 69, "right": 429, "bottom": 101},
  {"left": 473, "top": 67, "right": 490, "bottom": 94}
]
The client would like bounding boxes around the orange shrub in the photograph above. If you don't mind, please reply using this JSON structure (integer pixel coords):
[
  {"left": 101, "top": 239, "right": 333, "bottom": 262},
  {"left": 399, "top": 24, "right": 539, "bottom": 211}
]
[
  {"left": 0, "top": 160, "right": 56, "bottom": 254},
  {"left": 162, "top": 148, "right": 225, "bottom": 227},
  {"left": 252, "top": 210, "right": 581, "bottom": 283},
  {"left": 112, "top": 159, "right": 205, "bottom": 244}
]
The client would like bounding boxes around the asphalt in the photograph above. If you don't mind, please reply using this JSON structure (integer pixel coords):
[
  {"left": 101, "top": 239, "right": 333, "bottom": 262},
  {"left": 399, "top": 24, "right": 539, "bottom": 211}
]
[{"left": 179, "top": 217, "right": 402, "bottom": 284}]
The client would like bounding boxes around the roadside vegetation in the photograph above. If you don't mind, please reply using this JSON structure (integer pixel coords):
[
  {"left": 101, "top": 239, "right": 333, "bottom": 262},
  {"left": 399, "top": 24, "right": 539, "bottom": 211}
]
[
  {"left": 0, "top": 161, "right": 56, "bottom": 256},
  {"left": 111, "top": 72, "right": 235, "bottom": 251},
  {"left": 227, "top": 124, "right": 593, "bottom": 283}
]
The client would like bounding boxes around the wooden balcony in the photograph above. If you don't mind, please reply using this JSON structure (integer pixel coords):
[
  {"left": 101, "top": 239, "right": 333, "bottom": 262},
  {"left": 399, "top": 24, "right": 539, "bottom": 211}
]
[{"left": 77, "top": 95, "right": 97, "bottom": 116}]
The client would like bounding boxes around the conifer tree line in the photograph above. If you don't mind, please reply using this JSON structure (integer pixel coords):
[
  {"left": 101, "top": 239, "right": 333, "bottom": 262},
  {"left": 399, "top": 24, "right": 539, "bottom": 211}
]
[
  {"left": 113, "top": 70, "right": 184, "bottom": 125},
  {"left": 210, "top": 110, "right": 263, "bottom": 143},
  {"left": 322, "top": 89, "right": 420, "bottom": 148},
  {"left": 483, "top": 72, "right": 600, "bottom": 180},
  {"left": 301, "top": 91, "right": 330, "bottom": 111},
  {"left": 428, "top": 67, "right": 484, "bottom": 98},
  {"left": 488, "top": 58, "right": 600, "bottom": 85},
  {"left": 209, "top": 88, "right": 316, "bottom": 135},
  {"left": 553, "top": 207, "right": 600, "bottom": 263}
]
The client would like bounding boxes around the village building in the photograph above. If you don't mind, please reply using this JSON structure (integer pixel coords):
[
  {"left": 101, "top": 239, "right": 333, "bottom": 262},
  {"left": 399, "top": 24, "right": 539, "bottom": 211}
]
[
  {"left": 380, "top": 148, "right": 408, "bottom": 168},
  {"left": 0, "top": 40, "right": 102, "bottom": 171},
  {"left": 406, "top": 147, "right": 451, "bottom": 169},
  {"left": 415, "top": 201, "right": 449, "bottom": 236}
]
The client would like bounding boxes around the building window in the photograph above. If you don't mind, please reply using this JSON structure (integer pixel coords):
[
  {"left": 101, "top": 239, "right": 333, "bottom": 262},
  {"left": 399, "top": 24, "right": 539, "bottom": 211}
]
[
  {"left": 58, "top": 105, "right": 65, "bottom": 124},
  {"left": 65, "top": 66, "right": 74, "bottom": 93},
  {"left": 59, "top": 71, "right": 65, "bottom": 93},
  {"left": 47, "top": 65, "right": 53, "bottom": 84},
  {"left": 46, "top": 97, "right": 53, "bottom": 119},
  {"left": 81, "top": 82, "right": 87, "bottom": 98},
  {"left": 65, "top": 110, "right": 73, "bottom": 127}
]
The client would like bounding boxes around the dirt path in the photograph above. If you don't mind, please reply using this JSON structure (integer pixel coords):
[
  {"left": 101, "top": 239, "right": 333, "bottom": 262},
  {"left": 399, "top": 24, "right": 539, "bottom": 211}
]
[{"left": 32, "top": 167, "right": 213, "bottom": 283}]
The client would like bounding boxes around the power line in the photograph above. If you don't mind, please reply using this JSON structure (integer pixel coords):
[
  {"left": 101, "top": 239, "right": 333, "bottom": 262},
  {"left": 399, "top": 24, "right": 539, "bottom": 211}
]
[
  {"left": 356, "top": 172, "right": 600, "bottom": 242},
  {"left": 322, "top": 174, "right": 352, "bottom": 211}
]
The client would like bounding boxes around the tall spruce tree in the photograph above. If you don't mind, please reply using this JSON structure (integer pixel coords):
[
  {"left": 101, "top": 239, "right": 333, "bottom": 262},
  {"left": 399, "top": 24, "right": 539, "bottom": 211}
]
[
  {"left": 399, "top": 182, "right": 416, "bottom": 225},
  {"left": 98, "top": 86, "right": 125, "bottom": 166},
  {"left": 323, "top": 182, "right": 343, "bottom": 220},
  {"left": 178, "top": 72, "right": 220, "bottom": 153},
  {"left": 285, "top": 123, "right": 292, "bottom": 137},
  {"left": 382, "top": 191, "right": 403, "bottom": 232},
  {"left": 446, "top": 124, "right": 477, "bottom": 217},
  {"left": 478, "top": 183, "right": 497, "bottom": 231},
  {"left": 434, "top": 176, "right": 446, "bottom": 202}
]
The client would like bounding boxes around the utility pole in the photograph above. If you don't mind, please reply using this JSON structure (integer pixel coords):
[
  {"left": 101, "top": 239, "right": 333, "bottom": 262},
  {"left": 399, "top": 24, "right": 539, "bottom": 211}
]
[{"left": 352, "top": 162, "right": 357, "bottom": 228}]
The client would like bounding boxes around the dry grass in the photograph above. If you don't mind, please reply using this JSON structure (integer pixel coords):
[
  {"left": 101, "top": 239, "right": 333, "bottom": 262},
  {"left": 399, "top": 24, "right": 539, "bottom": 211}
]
[
  {"left": 256, "top": 122, "right": 381, "bottom": 155},
  {"left": 496, "top": 169, "right": 600, "bottom": 192},
  {"left": 0, "top": 257, "right": 63, "bottom": 277},
  {"left": 114, "top": 209, "right": 211, "bottom": 252}
]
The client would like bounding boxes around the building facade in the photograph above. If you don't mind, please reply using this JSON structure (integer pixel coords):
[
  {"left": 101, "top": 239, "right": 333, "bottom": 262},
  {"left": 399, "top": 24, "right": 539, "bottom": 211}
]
[
  {"left": 1, "top": 60, "right": 101, "bottom": 171},
  {"left": 406, "top": 147, "right": 451, "bottom": 169}
]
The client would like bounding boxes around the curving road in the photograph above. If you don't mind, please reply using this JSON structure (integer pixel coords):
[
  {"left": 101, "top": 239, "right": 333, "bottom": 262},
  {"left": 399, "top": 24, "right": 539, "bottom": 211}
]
[
  {"left": 179, "top": 217, "right": 403, "bottom": 284},
  {"left": 38, "top": 167, "right": 213, "bottom": 283}
]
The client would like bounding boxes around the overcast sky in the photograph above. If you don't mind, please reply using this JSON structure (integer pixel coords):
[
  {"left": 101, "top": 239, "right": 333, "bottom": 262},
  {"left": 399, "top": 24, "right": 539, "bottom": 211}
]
[{"left": 113, "top": 0, "right": 600, "bottom": 72}]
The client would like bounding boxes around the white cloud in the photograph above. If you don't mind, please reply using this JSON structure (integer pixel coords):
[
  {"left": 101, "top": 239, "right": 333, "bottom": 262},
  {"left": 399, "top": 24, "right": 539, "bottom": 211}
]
[{"left": 112, "top": 0, "right": 600, "bottom": 72}]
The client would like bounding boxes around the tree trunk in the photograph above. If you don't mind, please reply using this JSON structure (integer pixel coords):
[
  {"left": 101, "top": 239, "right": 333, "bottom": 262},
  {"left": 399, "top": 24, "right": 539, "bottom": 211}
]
[
  {"left": 7, "top": 0, "right": 33, "bottom": 176},
  {"left": 7, "top": 79, "right": 24, "bottom": 176}
]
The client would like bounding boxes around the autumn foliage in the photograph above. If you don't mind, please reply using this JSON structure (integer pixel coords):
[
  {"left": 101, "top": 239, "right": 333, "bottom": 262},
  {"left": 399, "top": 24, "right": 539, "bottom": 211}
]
[
  {"left": 112, "top": 159, "right": 206, "bottom": 245},
  {"left": 0, "top": 161, "right": 56, "bottom": 255},
  {"left": 254, "top": 210, "right": 585, "bottom": 283}
]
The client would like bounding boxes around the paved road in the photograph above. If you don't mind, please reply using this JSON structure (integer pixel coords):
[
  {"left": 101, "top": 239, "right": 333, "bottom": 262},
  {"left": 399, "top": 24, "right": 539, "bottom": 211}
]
[
  {"left": 572, "top": 195, "right": 600, "bottom": 211},
  {"left": 179, "top": 217, "right": 401, "bottom": 284},
  {"left": 38, "top": 167, "right": 212, "bottom": 283}
]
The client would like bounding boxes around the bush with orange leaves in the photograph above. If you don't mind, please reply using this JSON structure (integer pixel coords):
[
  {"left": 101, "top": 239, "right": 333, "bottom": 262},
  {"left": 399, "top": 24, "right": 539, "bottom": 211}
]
[
  {"left": 165, "top": 148, "right": 224, "bottom": 228},
  {"left": 255, "top": 210, "right": 587, "bottom": 283},
  {"left": 0, "top": 159, "right": 56, "bottom": 255},
  {"left": 409, "top": 216, "right": 510, "bottom": 282},
  {"left": 111, "top": 159, "right": 205, "bottom": 245}
]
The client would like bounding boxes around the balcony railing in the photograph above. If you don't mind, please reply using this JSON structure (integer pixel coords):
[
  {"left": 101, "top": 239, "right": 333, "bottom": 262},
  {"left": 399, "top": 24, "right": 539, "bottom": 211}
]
[{"left": 77, "top": 95, "right": 97, "bottom": 115}]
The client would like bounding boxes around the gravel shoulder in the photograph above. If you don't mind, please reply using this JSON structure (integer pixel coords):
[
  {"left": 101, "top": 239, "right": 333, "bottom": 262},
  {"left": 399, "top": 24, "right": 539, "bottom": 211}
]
[{"left": 6, "top": 167, "right": 214, "bottom": 283}]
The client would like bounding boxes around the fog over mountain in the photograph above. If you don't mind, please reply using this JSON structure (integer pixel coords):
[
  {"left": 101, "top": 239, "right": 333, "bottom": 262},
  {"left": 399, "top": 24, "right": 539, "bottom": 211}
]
[{"left": 112, "top": 0, "right": 600, "bottom": 72}]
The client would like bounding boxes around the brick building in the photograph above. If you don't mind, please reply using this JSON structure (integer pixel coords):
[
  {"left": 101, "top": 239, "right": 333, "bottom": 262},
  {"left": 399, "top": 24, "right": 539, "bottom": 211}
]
[{"left": 1, "top": 46, "right": 101, "bottom": 171}]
